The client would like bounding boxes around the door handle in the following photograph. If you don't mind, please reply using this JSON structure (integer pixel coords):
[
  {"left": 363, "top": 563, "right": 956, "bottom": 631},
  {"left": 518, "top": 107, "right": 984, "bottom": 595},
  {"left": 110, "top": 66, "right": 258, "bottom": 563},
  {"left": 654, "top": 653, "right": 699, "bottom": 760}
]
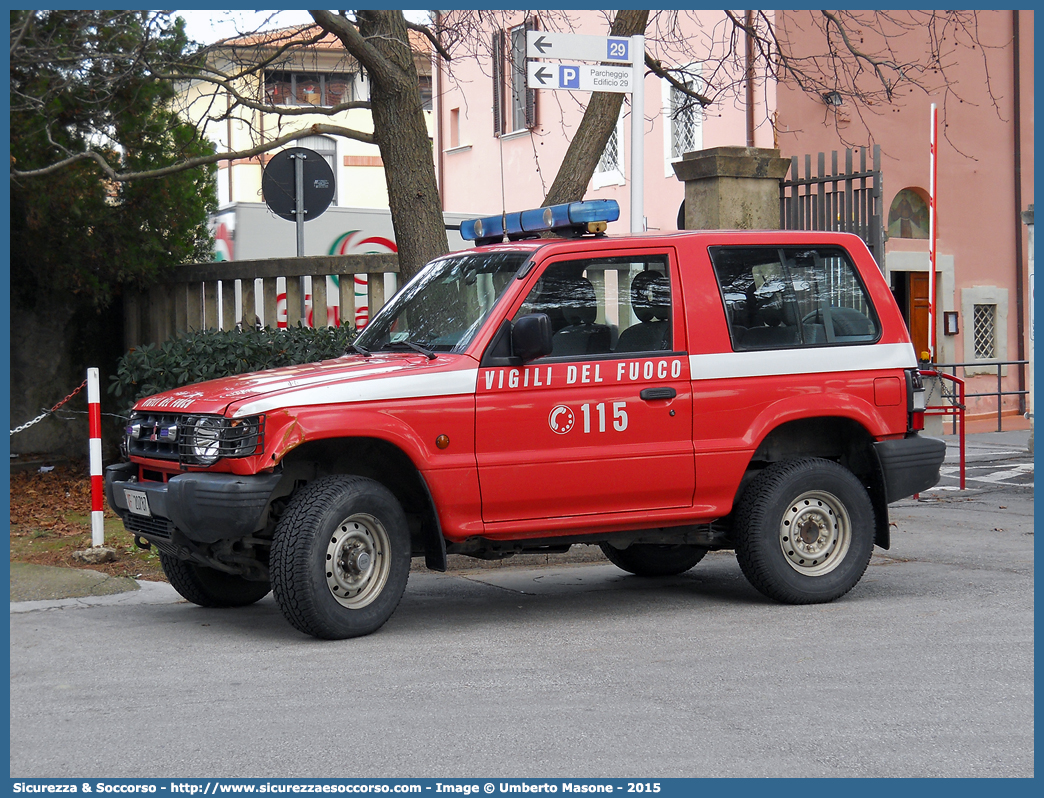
[{"left": 640, "top": 386, "right": 676, "bottom": 401}]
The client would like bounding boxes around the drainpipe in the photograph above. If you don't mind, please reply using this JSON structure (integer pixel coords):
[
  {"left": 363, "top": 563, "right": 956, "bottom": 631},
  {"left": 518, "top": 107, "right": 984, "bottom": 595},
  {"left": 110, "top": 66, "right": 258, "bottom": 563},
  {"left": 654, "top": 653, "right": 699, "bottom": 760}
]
[
  {"left": 745, "top": 10, "right": 755, "bottom": 147},
  {"left": 435, "top": 11, "right": 445, "bottom": 208},
  {"left": 1013, "top": 10, "right": 1026, "bottom": 412},
  {"left": 226, "top": 89, "right": 234, "bottom": 201}
]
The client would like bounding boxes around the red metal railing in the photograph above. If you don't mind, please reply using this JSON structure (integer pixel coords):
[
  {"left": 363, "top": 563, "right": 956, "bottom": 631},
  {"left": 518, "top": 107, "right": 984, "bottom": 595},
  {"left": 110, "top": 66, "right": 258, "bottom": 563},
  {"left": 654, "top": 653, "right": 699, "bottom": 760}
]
[{"left": 920, "top": 368, "right": 966, "bottom": 490}]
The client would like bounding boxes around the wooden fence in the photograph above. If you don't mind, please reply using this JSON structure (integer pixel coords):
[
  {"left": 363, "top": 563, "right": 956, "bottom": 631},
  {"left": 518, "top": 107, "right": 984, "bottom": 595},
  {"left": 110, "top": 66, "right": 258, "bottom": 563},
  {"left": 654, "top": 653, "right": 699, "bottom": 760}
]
[
  {"left": 780, "top": 146, "right": 884, "bottom": 265},
  {"left": 122, "top": 253, "right": 400, "bottom": 349}
]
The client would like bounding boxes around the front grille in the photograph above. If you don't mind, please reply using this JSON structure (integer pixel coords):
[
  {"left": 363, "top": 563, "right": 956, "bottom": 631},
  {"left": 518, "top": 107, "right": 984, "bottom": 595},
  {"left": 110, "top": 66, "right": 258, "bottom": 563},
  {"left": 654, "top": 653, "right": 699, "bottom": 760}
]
[
  {"left": 125, "top": 513, "right": 174, "bottom": 540},
  {"left": 126, "top": 413, "right": 181, "bottom": 460},
  {"left": 127, "top": 413, "right": 264, "bottom": 466}
]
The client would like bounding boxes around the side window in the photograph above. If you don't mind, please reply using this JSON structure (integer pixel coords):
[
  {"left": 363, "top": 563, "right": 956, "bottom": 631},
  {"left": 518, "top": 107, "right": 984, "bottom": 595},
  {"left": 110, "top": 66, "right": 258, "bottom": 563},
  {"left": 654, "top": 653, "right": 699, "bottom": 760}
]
[
  {"left": 514, "top": 256, "right": 673, "bottom": 357},
  {"left": 492, "top": 19, "right": 537, "bottom": 136},
  {"left": 710, "top": 246, "right": 880, "bottom": 350}
]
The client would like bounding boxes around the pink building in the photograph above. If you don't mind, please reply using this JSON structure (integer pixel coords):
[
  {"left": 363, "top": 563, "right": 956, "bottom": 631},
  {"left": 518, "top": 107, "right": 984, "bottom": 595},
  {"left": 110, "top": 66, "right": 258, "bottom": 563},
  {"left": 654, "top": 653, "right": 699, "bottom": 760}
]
[
  {"left": 774, "top": 10, "right": 1034, "bottom": 423},
  {"left": 434, "top": 10, "right": 1033, "bottom": 424},
  {"left": 435, "top": 11, "right": 774, "bottom": 230}
]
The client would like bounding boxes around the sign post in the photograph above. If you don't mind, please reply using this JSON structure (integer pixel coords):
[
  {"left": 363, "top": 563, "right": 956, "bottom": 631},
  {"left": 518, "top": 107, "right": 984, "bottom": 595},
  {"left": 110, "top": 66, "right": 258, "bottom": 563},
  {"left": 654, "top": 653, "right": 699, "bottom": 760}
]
[
  {"left": 630, "top": 35, "right": 644, "bottom": 235},
  {"left": 262, "top": 147, "right": 336, "bottom": 326},
  {"left": 928, "top": 103, "right": 938, "bottom": 362},
  {"left": 527, "top": 30, "right": 645, "bottom": 233}
]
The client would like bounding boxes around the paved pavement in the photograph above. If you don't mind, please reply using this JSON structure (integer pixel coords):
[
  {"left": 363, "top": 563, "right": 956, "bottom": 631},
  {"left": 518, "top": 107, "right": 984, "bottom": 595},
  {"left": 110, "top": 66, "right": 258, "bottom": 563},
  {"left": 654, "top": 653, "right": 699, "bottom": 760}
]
[
  {"left": 10, "top": 478, "right": 1034, "bottom": 778},
  {"left": 932, "top": 428, "right": 1034, "bottom": 491},
  {"left": 9, "top": 429, "right": 1034, "bottom": 778}
]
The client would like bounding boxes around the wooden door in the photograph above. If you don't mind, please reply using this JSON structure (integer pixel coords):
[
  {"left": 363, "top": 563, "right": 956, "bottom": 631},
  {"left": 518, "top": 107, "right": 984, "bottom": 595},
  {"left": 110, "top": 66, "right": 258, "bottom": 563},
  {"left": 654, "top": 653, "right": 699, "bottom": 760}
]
[{"left": 909, "top": 272, "right": 931, "bottom": 361}]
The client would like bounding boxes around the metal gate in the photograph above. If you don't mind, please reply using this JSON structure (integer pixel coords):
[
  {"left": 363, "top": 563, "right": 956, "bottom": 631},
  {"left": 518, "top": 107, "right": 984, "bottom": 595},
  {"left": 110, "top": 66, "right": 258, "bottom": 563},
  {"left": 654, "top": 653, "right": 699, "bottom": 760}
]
[{"left": 780, "top": 145, "right": 884, "bottom": 267}]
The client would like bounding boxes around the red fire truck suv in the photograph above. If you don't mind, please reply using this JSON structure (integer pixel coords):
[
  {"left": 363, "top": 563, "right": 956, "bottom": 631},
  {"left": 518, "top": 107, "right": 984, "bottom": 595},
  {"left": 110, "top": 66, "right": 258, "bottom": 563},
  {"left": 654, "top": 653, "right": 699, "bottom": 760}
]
[{"left": 106, "top": 200, "right": 945, "bottom": 639}]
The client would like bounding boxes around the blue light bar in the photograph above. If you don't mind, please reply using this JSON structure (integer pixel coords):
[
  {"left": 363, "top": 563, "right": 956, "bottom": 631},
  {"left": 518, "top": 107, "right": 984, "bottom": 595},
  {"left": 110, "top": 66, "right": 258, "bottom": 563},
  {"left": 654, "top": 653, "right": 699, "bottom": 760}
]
[
  {"left": 567, "top": 199, "right": 620, "bottom": 225},
  {"left": 520, "top": 205, "right": 565, "bottom": 232},
  {"left": 460, "top": 200, "right": 620, "bottom": 243},
  {"left": 504, "top": 211, "right": 524, "bottom": 237},
  {"left": 459, "top": 214, "right": 504, "bottom": 242}
]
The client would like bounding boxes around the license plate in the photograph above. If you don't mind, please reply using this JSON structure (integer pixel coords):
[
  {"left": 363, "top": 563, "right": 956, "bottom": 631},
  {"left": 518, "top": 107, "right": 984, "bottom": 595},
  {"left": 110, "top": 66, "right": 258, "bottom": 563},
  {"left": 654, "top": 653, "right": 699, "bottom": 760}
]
[{"left": 124, "top": 489, "right": 151, "bottom": 517}]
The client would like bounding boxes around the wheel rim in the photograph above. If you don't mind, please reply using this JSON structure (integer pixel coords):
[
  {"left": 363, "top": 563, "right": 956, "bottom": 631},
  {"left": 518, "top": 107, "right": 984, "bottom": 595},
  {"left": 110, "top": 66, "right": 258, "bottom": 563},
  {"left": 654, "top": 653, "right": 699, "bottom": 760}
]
[
  {"left": 325, "top": 513, "right": 390, "bottom": 609},
  {"left": 778, "top": 490, "right": 852, "bottom": 576}
]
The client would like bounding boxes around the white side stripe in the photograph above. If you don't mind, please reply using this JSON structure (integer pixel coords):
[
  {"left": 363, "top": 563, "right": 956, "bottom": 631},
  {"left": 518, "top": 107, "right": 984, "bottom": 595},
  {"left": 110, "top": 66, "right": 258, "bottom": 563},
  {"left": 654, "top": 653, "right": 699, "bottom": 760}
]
[
  {"left": 234, "top": 345, "right": 912, "bottom": 413},
  {"left": 234, "top": 369, "right": 480, "bottom": 416},
  {"left": 689, "top": 343, "right": 917, "bottom": 381}
]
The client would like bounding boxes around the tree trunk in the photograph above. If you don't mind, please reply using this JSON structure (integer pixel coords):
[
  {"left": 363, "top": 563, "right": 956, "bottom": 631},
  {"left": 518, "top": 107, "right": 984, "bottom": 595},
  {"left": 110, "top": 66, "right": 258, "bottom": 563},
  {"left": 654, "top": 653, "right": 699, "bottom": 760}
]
[
  {"left": 542, "top": 10, "right": 650, "bottom": 207},
  {"left": 356, "top": 11, "right": 449, "bottom": 282}
]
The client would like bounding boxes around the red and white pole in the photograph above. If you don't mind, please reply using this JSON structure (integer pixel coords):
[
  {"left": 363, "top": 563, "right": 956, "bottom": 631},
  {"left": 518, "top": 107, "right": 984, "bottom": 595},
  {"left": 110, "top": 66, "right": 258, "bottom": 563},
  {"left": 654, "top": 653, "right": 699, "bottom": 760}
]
[
  {"left": 928, "top": 102, "right": 938, "bottom": 362},
  {"left": 87, "top": 367, "right": 104, "bottom": 547}
]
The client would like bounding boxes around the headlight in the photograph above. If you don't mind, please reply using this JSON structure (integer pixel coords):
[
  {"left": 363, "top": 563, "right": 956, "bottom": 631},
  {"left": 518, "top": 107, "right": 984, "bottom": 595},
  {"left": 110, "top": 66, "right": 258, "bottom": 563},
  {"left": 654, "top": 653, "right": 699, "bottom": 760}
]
[
  {"left": 178, "top": 415, "right": 265, "bottom": 466},
  {"left": 188, "top": 417, "right": 224, "bottom": 465}
]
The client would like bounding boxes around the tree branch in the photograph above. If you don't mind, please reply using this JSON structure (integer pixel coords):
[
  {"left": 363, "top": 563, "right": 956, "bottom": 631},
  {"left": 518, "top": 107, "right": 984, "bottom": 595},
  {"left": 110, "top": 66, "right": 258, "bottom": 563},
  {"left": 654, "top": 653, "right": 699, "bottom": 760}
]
[
  {"left": 820, "top": 10, "right": 900, "bottom": 100},
  {"left": 162, "top": 70, "right": 371, "bottom": 116},
  {"left": 11, "top": 124, "right": 374, "bottom": 182},
  {"left": 308, "top": 10, "right": 403, "bottom": 90},
  {"left": 644, "top": 54, "right": 713, "bottom": 107},
  {"left": 406, "top": 19, "right": 452, "bottom": 62},
  {"left": 9, "top": 10, "right": 36, "bottom": 56}
]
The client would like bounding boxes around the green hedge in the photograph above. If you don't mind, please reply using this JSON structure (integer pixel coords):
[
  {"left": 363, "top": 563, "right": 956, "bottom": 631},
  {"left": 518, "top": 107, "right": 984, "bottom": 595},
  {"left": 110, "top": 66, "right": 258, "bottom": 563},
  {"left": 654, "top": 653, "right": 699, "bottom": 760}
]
[{"left": 109, "top": 324, "right": 357, "bottom": 410}]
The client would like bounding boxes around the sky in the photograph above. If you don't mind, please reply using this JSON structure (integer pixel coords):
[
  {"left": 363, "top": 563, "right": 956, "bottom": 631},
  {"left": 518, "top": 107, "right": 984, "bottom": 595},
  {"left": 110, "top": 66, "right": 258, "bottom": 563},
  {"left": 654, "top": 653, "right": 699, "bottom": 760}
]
[
  {"left": 175, "top": 10, "right": 431, "bottom": 47},
  {"left": 176, "top": 10, "right": 316, "bottom": 46}
]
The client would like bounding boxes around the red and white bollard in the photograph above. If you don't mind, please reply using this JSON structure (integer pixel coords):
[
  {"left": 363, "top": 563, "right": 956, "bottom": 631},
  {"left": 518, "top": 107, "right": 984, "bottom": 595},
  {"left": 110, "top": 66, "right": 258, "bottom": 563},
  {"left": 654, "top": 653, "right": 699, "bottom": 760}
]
[{"left": 87, "top": 368, "right": 104, "bottom": 547}]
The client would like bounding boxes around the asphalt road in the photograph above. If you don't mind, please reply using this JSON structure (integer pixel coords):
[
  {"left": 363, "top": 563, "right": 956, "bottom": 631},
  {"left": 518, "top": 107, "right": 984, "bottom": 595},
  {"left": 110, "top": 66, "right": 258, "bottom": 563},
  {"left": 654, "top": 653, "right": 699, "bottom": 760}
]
[{"left": 10, "top": 473, "right": 1033, "bottom": 779}]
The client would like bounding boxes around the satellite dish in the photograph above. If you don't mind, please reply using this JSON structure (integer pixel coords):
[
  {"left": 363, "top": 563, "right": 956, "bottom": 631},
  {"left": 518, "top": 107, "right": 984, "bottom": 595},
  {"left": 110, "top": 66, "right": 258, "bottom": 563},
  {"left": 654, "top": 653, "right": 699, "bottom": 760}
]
[{"left": 262, "top": 147, "right": 336, "bottom": 222}]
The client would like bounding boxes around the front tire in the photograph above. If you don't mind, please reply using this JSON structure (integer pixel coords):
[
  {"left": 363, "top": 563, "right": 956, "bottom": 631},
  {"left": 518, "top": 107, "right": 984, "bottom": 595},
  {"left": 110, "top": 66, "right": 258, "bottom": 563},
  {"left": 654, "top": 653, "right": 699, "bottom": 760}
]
[
  {"left": 599, "top": 542, "right": 707, "bottom": 576},
  {"left": 159, "top": 553, "right": 271, "bottom": 608},
  {"left": 733, "top": 458, "right": 874, "bottom": 604},
  {"left": 270, "top": 476, "right": 410, "bottom": 639}
]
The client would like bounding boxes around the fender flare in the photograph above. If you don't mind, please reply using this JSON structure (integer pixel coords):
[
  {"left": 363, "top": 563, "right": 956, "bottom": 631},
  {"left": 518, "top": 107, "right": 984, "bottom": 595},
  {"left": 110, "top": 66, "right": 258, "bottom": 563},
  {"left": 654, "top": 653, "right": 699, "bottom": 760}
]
[{"left": 745, "top": 403, "right": 894, "bottom": 551}]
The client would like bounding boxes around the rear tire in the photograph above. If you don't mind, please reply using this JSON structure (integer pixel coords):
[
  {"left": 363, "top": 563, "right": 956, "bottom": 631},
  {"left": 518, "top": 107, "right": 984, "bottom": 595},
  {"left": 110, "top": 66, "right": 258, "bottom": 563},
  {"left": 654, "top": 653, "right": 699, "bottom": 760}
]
[
  {"left": 599, "top": 542, "right": 707, "bottom": 576},
  {"left": 733, "top": 458, "right": 874, "bottom": 604},
  {"left": 159, "top": 553, "right": 271, "bottom": 608},
  {"left": 270, "top": 476, "right": 410, "bottom": 639}
]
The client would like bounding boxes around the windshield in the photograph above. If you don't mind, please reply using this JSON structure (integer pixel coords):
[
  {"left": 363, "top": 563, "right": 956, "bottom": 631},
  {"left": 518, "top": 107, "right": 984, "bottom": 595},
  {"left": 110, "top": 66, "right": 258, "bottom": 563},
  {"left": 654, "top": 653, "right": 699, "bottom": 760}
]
[{"left": 356, "top": 251, "right": 528, "bottom": 354}]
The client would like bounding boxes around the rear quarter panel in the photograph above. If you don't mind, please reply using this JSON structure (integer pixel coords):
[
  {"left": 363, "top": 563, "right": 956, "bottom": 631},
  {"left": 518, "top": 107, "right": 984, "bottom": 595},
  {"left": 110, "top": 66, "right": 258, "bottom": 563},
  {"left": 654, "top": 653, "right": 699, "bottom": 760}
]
[{"left": 675, "top": 232, "right": 917, "bottom": 516}]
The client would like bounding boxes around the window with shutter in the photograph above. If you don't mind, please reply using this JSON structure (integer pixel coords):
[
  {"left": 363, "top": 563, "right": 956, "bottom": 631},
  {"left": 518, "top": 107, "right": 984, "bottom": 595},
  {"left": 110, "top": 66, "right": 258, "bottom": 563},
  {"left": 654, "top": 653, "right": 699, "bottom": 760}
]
[
  {"left": 493, "top": 19, "right": 538, "bottom": 136},
  {"left": 492, "top": 29, "right": 505, "bottom": 136}
]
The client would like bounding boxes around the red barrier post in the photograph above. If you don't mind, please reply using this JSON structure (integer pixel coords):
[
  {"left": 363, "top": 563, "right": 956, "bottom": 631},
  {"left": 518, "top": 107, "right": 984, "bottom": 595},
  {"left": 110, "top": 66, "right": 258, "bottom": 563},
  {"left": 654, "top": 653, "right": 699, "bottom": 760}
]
[{"left": 87, "top": 368, "right": 104, "bottom": 547}]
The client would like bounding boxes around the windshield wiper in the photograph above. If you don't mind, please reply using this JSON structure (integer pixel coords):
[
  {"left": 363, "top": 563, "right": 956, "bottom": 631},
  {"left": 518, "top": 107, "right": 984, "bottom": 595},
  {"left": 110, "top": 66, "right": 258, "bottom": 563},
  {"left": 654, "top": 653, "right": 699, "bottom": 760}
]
[
  {"left": 346, "top": 342, "right": 371, "bottom": 358},
  {"left": 384, "top": 340, "right": 437, "bottom": 360}
]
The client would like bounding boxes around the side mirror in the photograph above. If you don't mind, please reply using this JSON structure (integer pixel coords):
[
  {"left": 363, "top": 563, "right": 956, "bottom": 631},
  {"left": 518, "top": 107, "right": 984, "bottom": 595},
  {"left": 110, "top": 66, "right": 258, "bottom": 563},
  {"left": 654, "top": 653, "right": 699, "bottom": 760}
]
[{"left": 512, "top": 313, "right": 553, "bottom": 362}]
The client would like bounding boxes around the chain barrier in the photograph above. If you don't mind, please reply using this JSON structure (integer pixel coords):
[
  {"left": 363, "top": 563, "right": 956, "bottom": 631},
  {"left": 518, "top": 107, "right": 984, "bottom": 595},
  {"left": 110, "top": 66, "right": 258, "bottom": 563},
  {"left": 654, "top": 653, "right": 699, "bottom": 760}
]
[{"left": 9, "top": 379, "right": 88, "bottom": 436}]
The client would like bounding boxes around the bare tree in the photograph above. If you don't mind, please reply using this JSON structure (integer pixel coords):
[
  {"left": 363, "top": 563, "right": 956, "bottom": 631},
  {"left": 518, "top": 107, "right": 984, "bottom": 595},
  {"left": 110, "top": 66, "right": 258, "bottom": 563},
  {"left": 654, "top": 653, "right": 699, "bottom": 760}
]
[
  {"left": 311, "top": 11, "right": 448, "bottom": 276},
  {"left": 11, "top": 9, "right": 448, "bottom": 279},
  {"left": 11, "top": 9, "right": 1000, "bottom": 280},
  {"left": 436, "top": 9, "right": 999, "bottom": 207}
]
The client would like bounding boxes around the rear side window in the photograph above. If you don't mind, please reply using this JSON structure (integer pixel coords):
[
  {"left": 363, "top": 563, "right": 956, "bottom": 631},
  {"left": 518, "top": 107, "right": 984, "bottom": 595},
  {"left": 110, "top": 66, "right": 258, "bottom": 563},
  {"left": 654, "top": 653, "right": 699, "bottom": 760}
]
[{"left": 709, "top": 246, "right": 880, "bottom": 350}]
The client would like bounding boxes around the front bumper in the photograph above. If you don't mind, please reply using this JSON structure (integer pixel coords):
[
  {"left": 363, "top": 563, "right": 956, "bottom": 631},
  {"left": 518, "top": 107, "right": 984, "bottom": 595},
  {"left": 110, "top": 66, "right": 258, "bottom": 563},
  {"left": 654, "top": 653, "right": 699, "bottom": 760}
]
[
  {"left": 873, "top": 434, "right": 947, "bottom": 502},
  {"left": 104, "top": 462, "right": 284, "bottom": 545}
]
